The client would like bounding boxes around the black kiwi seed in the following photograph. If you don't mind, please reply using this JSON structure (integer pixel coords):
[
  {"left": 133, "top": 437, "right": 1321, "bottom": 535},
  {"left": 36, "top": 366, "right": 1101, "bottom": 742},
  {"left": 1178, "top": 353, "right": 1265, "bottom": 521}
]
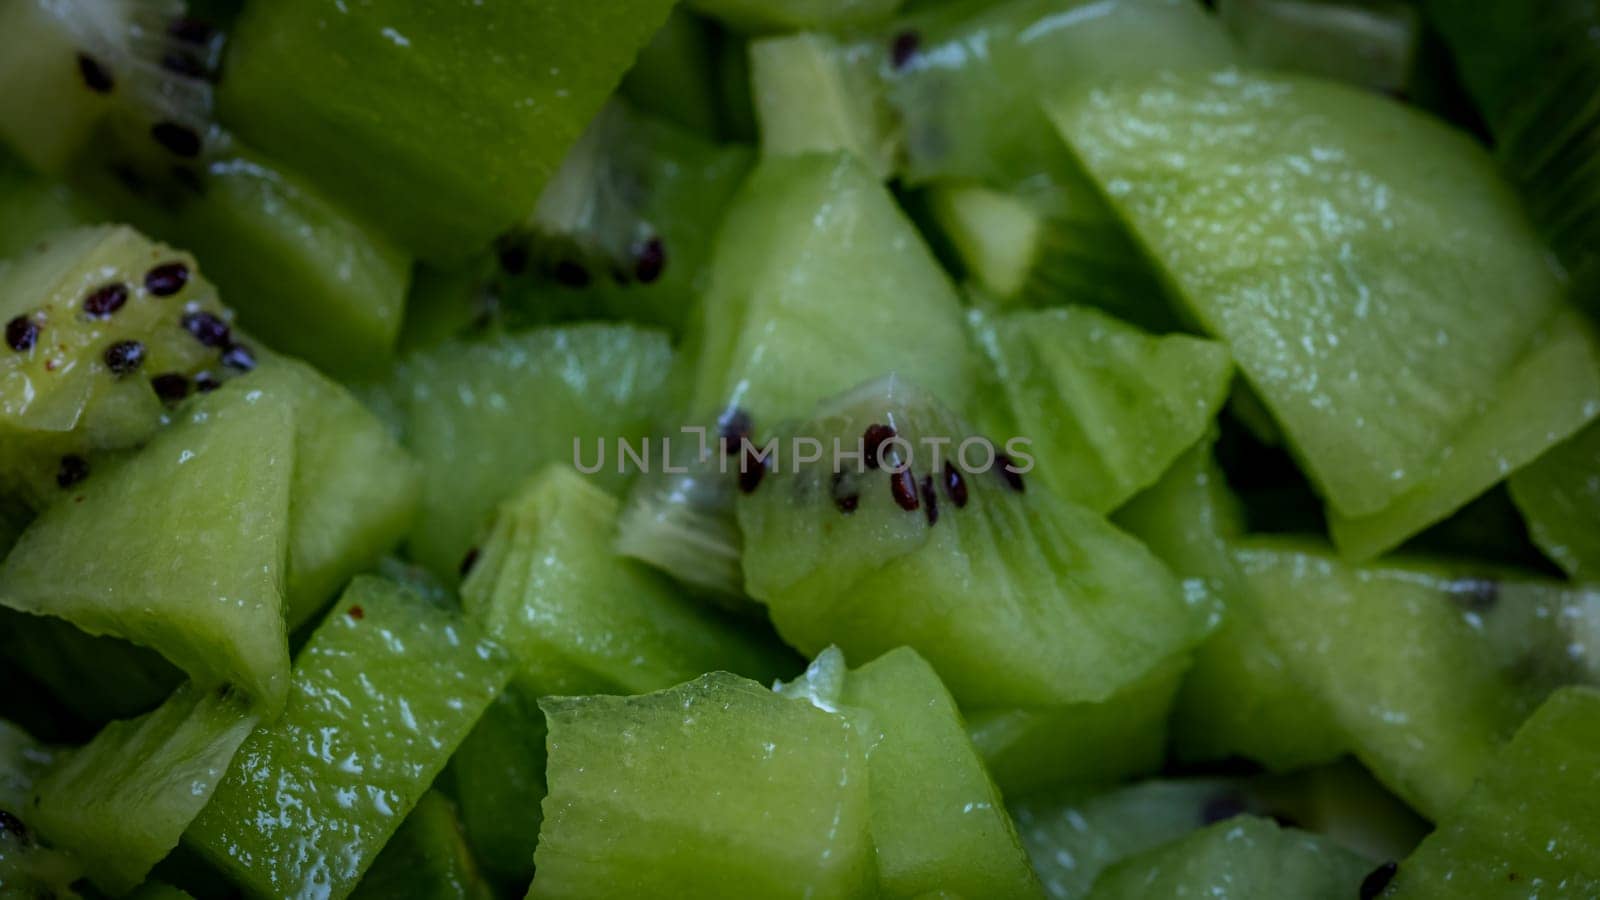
[
  {"left": 890, "top": 30, "right": 920, "bottom": 69},
  {"left": 194, "top": 371, "right": 221, "bottom": 393},
  {"left": 718, "top": 407, "right": 752, "bottom": 455},
  {"left": 919, "top": 473, "right": 938, "bottom": 525},
  {"left": 5, "top": 316, "right": 38, "bottom": 352},
  {"left": 0, "top": 809, "right": 32, "bottom": 846},
  {"left": 103, "top": 340, "right": 145, "bottom": 376},
  {"left": 56, "top": 455, "right": 90, "bottom": 489},
  {"left": 942, "top": 462, "right": 968, "bottom": 508},
  {"left": 82, "top": 282, "right": 129, "bottom": 318},
  {"left": 496, "top": 239, "right": 529, "bottom": 276},
  {"left": 553, "top": 259, "right": 591, "bottom": 288},
  {"left": 1200, "top": 792, "right": 1247, "bottom": 825},
  {"left": 145, "top": 262, "right": 190, "bottom": 296},
  {"left": 347, "top": 604, "right": 365, "bottom": 620},
  {"left": 633, "top": 236, "right": 666, "bottom": 284},
  {"left": 738, "top": 447, "right": 769, "bottom": 494},
  {"left": 76, "top": 53, "right": 114, "bottom": 93},
  {"left": 1359, "top": 861, "right": 1399, "bottom": 899},
  {"left": 161, "top": 50, "right": 208, "bottom": 79},
  {"left": 221, "top": 342, "right": 257, "bottom": 372},
  {"left": 150, "top": 121, "right": 202, "bottom": 158},
  {"left": 459, "top": 547, "right": 481, "bottom": 577},
  {"left": 831, "top": 471, "right": 859, "bottom": 514},
  {"left": 181, "top": 310, "right": 230, "bottom": 348},
  {"left": 150, "top": 372, "right": 190, "bottom": 404},
  {"left": 889, "top": 468, "right": 919, "bottom": 512},
  {"left": 863, "top": 423, "right": 897, "bottom": 470},
  {"left": 995, "top": 453, "right": 1026, "bottom": 493}
]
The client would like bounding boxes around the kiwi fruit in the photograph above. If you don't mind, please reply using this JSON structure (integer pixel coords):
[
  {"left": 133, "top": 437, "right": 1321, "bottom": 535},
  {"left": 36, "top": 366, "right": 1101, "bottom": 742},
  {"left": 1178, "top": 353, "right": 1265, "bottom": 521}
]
[
  {"left": 1509, "top": 420, "right": 1600, "bottom": 581},
  {"left": 1218, "top": 0, "right": 1423, "bottom": 94},
  {"left": 349, "top": 791, "right": 494, "bottom": 900},
  {"left": 620, "top": 9, "right": 722, "bottom": 136}
]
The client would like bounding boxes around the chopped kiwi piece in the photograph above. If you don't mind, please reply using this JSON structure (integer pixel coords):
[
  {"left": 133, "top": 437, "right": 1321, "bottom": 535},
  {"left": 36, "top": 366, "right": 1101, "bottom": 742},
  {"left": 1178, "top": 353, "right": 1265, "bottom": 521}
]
[
  {"left": 750, "top": 33, "right": 898, "bottom": 178},
  {"left": 0, "top": 151, "right": 100, "bottom": 259},
  {"left": 691, "top": 0, "right": 906, "bottom": 32},
  {"left": 28, "top": 682, "right": 258, "bottom": 895},
  {"left": 185, "top": 577, "right": 511, "bottom": 900},
  {"left": 1049, "top": 70, "right": 1598, "bottom": 550},
  {"left": 449, "top": 691, "right": 547, "bottom": 886},
  {"left": 1218, "top": 0, "right": 1423, "bottom": 94},
  {"left": 461, "top": 464, "right": 795, "bottom": 699},
  {"left": 1087, "top": 816, "right": 1369, "bottom": 899},
  {"left": 0, "top": 611, "right": 182, "bottom": 724},
  {"left": 0, "top": 225, "right": 244, "bottom": 504},
  {"left": 0, "top": 0, "right": 128, "bottom": 173},
  {"left": 245, "top": 356, "right": 422, "bottom": 630},
  {"left": 219, "top": 0, "right": 677, "bottom": 261},
  {"left": 533, "top": 672, "right": 876, "bottom": 899},
  {"left": 1115, "top": 443, "right": 1347, "bottom": 772},
  {"left": 620, "top": 9, "right": 722, "bottom": 136},
  {"left": 969, "top": 306, "right": 1233, "bottom": 513},
  {"left": 738, "top": 375, "right": 1195, "bottom": 708},
  {"left": 1235, "top": 539, "right": 1600, "bottom": 819},
  {"left": 1509, "top": 420, "right": 1600, "bottom": 581},
  {"left": 78, "top": 135, "right": 414, "bottom": 378},
  {"left": 0, "top": 808, "right": 82, "bottom": 900},
  {"left": 0, "top": 386, "right": 294, "bottom": 712},
  {"left": 391, "top": 323, "right": 674, "bottom": 578},
  {"left": 1383, "top": 686, "right": 1600, "bottom": 898},
  {"left": 966, "top": 657, "right": 1188, "bottom": 798},
  {"left": 831, "top": 647, "right": 1041, "bottom": 898},
  {"left": 127, "top": 882, "right": 193, "bottom": 900},
  {"left": 620, "top": 152, "right": 975, "bottom": 598},
  {"left": 349, "top": 791, "right": 494, "bottom": 900}
]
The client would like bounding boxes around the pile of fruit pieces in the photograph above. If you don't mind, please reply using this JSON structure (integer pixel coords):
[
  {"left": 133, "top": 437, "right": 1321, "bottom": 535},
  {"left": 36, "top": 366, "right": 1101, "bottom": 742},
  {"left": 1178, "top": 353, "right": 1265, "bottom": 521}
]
[{"left": 1, "top": 0, "right": 1598, "bottom": 897}]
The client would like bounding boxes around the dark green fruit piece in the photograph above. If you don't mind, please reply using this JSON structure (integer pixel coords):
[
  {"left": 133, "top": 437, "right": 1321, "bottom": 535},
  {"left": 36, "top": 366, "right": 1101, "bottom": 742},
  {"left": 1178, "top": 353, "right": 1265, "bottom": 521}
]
[
  {"left": 0, "top": 151, "right": 100, "bottom": 259},
  {"left": 1218, "top": 0, "right": 1422, "bottom": 94},
  {"left": 969, "top": 305, "right": 1233, "bottom": 513},
  {"left": 127, "top": 882, "right": 193, "bottom": 900},
  {"left": 620, "top": 9, "right": 722, "bottom": 136},
  {"left": 1087, "top": 816, "right": 1369, "bottom": 899},
  {"left": 1236, "top": 539, "right": 1600, "bottom": 818},
  {"left": 738, "top": 376, "right": 1195, "bottom": 708},
  {"left": 833, "top": 647, "right": 1042, "bottom": 899},
  {"left": 349, "top": 791, "right": 494, "bottom": 900},
  {"left": 29, "top": 682, "right": 258, "bottom": 895},
  {"left": 533, "top": 672, "right": 876, "bottom": 899},
  {"left": 391, "top": 323, "right": 674, "bottom": 578},
  {"left": 966, "top": 657, "right": 1188, "bottom": 798},
  {"left": 0, "top": 386, "right": 293, "bottom": 711},
  {"left": 220, "top": 0, "right": 677, "bottom": 261},
  {"left": 449, "top": 691, "right": 547, "bottom": 885},
  {"left": 691, "top": 0, "right": 906, "bottom": 32},
  {"left": 0, "top": 225, "right": 243, "bottom": 505},
  {"left": 1050, "top": 70, "right": 1600, "bottom": 552},
  {"left": 1384, "top": 686, "right": 1600, "bottom": 898},
  {"left": 1509, "top": 420, "right": 1600, "bottom": 581},
  {"left": 246, "top": 355, "right": 422, "bottom": 630},
  {"left": 462, "top": 465, "right": 793, "bottom": 699},
  {"left": 1115, "top": 443, "right": 1347, "bottom": 772},
  {"left": 79, "top": 135, "right": 413, "bottom": 377},
  {"left": 750, "top": 33, "right": 898, "bottom": 178},
  {"left": 0, "top": 800, "right": 82, "bottom": 900},
  {"left": 0, "top": 610, "right": 182, "bottom": 724},
  {"left": 186, "top": 577, "right": 511, "bottom": 900},
  {"left": 620, "top": 152, "right": 974, "bottom": 597}
]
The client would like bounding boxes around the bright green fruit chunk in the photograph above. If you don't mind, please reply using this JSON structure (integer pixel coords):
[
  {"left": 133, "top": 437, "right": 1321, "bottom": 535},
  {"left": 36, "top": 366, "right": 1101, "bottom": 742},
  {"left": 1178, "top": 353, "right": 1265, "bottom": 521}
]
[
  {"left": 463, "top": 465, "right": 792, "bottom": 698},
  {"left": 187, "top": 577, "right": 511, "bottom": 900},
  {"left": 1509, "top": 420, "right": 1600, "bottom": 581},
  {"left": 533, "top": 672, "right": 876, "bottom": 899},
  {"left": 1050, "top": 70, "right": 1589, "bottom": 535},
  {"left": 692, "top": 0, "right": 905, "bottom": 32},
  {"left": 249, "top": 356, "right": 422, "bottom": 630},
  {"left": 1088, "top": 816, "right": 1369, "bottom": 900},
  {"left": 1385, "top": 686, "right": 1600, "bottom": 899},
  {"left": 392, "top": 324, "right": 674, "bottom": 578},
  {"left": 0, "top": 388, "right": 293, "bottom": 710},
  {"left": 1327, "top": 311, "right": 1600, "bottom": 558},
  {"left": 970, "top": 306, "right": 1233, "bottom": 513},
  {"left": 751, "top": 33, "right": 898, "bottom": 178},
  {"left": 81, "top": 138, "right": 414, "bottom": 377},
  {"left": 450, "top": 691, "right": 547, "bottom": 885},
  {"left": 29, "top": 683, "right": 258, "bottom": 894},
  {"left": 738, "top": 376, "right": 1194, "bottom": 708},
  {"left": 967, "top": 657, "right": 1187, "bottom": 797},
  {"left": 220, "top": 0, "right": 676, "bottom": 261},
  {"left": 1236, "top": 540, "right": 1600, "bottom": 818},
  {"left": 350, "top": 791, "right": 493, "bottom": 900},
  {"left": 1114, "top": 444, "right": 1347, "bottom": 771},
  {"left": 836, "top": 648, "right": 1041, "bottom": 899}
]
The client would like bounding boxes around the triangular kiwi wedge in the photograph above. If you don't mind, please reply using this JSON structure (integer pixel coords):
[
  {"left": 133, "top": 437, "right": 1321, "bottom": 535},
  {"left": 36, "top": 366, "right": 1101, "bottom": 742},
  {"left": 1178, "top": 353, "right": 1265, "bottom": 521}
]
[{"left": 0, "top": 386, "right": 294, "bottom": 712}]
